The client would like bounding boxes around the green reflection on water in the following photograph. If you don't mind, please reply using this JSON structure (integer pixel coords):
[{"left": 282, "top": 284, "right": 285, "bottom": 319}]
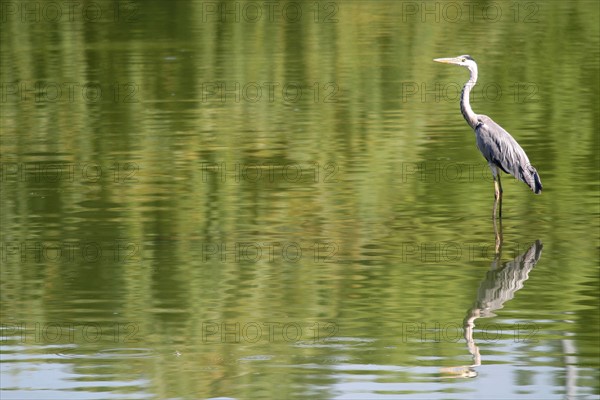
[{"left": 1, "top": 1, "right": 598, "bottom": 399}]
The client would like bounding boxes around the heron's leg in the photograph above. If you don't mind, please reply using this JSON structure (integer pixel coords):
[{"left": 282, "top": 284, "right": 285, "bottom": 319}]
[
  {"left": 493, "top": 215, "right": 503, "bottom": 254},
  {"left": 491, "top": 166, "right": 500, "bottom": 219},
  {"left": 496, "top": 174, "right": 503, "bottom": 218}
]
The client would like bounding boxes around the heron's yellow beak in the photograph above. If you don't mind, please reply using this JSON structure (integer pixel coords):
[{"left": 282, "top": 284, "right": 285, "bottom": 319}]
[{"left": 433, "top": 57, "right": 459, "bottom": 64}]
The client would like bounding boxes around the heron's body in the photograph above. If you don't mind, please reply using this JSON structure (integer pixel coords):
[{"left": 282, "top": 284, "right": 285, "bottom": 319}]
[
  {"left": 434, "top": 55, "right": 542, "bottom": 218},
  {"left": 474, "top": 115, "right": 542, "bottom": 194}
]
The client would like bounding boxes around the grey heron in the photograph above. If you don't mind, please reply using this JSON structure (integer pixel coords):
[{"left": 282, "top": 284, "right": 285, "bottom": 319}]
[{"left": 433, "top": 55, "right": 542, "bottom": 218}]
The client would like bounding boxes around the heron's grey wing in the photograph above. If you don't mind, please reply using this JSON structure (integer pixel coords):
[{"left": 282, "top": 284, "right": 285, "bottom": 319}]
[{"left": 475, "top": 115, "right": 542, "bottom": 194}]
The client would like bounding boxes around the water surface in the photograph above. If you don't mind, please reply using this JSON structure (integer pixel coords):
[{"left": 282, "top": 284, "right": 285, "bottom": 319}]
[{"left": 1, "top": 1, "right": 599, "bottom": 399}]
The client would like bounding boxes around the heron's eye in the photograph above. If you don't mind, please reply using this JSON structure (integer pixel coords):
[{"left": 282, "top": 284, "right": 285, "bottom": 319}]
[{"left": 461, "top": 58, "right": 465, "bottom": 62}]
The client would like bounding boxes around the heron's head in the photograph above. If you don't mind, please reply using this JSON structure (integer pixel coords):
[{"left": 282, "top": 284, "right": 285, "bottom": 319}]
[{"left": 433, "top": 55, "right": 476, "bottom": 69}]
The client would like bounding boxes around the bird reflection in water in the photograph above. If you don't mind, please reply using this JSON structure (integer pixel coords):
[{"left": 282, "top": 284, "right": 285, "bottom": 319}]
[{"left": 440, "top": 223, "right": 543, "bottom": 378}]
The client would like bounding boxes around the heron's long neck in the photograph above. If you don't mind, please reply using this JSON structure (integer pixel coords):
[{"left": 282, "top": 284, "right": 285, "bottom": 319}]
[{"left": 460, "top": 67, "right": 478, "bottom": 128}]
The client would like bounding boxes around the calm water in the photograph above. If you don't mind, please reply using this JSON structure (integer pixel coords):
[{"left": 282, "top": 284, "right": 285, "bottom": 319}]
[{"left": 1, "top": 1, "right": 599, "bottom": 399}]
